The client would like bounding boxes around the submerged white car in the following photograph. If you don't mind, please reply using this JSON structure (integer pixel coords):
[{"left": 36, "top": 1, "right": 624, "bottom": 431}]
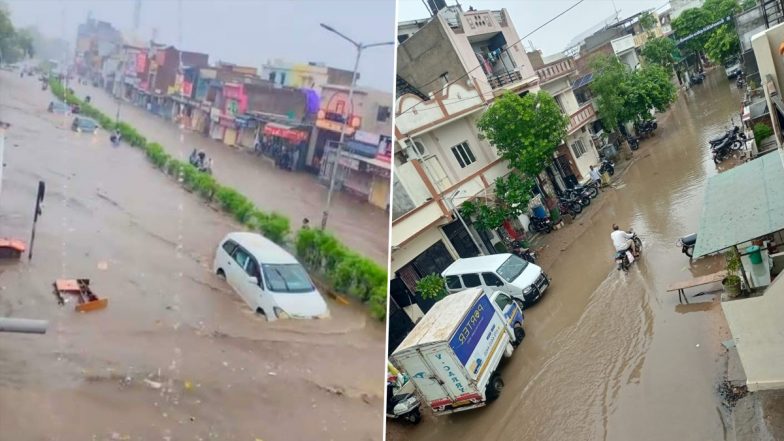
[{"left": 213, "top": 232, "right": 329, "bottom": 320}]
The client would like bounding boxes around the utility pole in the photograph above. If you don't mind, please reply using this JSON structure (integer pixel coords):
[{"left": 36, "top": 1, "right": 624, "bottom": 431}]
[{"left": 318, "top": 24, "right": 393, "bottom": 230}]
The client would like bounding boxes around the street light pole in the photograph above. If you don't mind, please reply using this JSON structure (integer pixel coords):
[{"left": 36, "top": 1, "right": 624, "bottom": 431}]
[{"left": 319, "top": 23, "right": 393, "bottom": 230}]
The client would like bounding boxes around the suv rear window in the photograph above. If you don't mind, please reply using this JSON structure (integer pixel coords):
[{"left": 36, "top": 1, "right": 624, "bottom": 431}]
[
  {"left": 461, "top": 273, "right": 481, "bottom": 288},
  {"left": 445, "top": 275, "right": 462, "bottom": 290}
]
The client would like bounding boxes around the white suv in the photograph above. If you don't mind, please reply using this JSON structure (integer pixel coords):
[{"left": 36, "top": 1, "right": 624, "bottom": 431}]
[
  {"left": 725, "top": 60, "right": 742, "bottom": 79},
  {"left": 213, "top": 232, "right": 329, "bottom": 320}
]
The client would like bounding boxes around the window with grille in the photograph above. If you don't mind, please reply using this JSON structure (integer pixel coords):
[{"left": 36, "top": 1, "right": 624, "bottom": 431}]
[
  {"left": 451, "top": 141, "right": 476, "bottom": 168},
  {"left": 571, "top": 138, "right": 587, "bottom": 159}
]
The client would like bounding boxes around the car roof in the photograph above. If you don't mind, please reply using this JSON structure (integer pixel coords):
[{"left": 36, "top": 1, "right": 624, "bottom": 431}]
[
  {"left": 75, "top": 116, "right": 97, "bottom": 123},
  {"left": 441, "top": 253, "right": 513, "bottom": 276},
  {"left": 224, "top": 232, "right": 299, "bottom": 264}
]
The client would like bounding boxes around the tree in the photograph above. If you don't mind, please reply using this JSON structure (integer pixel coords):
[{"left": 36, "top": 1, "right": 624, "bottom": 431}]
[
  {"left": 639, "top": 11, "right": 657, "bottom": 33},
  {"left": 642, "top": 37, "right": 678, "bottom": 70},
  {"left": 460, "top": 173, "right": 536, "bottom": 231},
  {"left": 705, "top": 24, "right": 740, "bottom": 63},
  {"left": 703, "top": 0, "right": 741, "bottom": 20},
  {"left": 477, "top": 91, "right": 568, "bottom": 177},
  {"left": 590, "top": 55, "right": 677, "bottom": 132},
  {"left": 672, "top": 7, "right": 714, "bottom": 56}
]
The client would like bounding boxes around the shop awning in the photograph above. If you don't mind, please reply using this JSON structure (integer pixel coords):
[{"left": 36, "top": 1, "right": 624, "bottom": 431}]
[
  {"left": 693, "top": 152, "right": 784, "bottom": 258},
  {"left": 263, "top": 123, "right": 308, "bottom": 143},
  {"left": 722, "top": 272, "right": 784, "bottom": 391}
]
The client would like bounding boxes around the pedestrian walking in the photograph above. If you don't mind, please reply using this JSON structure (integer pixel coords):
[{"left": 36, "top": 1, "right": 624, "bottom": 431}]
[{"left": 589, "top": 165, "right": 602, "bottom": 191}]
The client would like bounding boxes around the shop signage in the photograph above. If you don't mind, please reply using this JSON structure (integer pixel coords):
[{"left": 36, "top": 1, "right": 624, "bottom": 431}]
[
  {"left": 676, "top": 16, "right": 731, "bottom": 45},
  {"left": 355, "top": 130, "right": 380, "bottom": 145},
  {"left": 316, "top": 118, "right": 355, "bottom": 135}
]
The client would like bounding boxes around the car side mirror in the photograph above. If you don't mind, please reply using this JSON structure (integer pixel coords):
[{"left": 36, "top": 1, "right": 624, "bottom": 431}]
[{"left": 247, "top": 276, "right": 258, "bottom": 285}]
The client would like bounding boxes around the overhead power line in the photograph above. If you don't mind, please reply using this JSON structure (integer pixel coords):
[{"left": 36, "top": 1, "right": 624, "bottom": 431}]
[{"left": 398, "top": 0, "right": 586, "bottom": 118}]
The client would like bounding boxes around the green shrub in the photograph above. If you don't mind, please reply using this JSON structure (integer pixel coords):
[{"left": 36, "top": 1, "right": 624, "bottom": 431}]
[
  {"left": 215, "top": 186, "right": 254, "bottom": 222},
  {"left": 192, "top": 172, "right": 218, "bottom": 200},
  {"left": 753, "top": 123, "right": 773, "bottom": 147}
]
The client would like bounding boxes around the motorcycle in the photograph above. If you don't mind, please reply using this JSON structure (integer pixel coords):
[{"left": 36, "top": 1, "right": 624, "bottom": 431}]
[
  {"left": 677, "top": 233, "right": 697, "bottom": 259},
  {"left": 558, "top": 195, "right": 583, "bottom": 216},
  {"left": 599, "top": 158, "right": 615, "bottom": 177},
  {"left": 386, "top": 383, "right": 421, "bottom": 424},
  {"left": 635, "top": 120, "right": 657, "bottom": 138},
  {"left": 574, "top": 182, "right": 599, "bottom": 199},
  {"left": 627, "top": 136, "right": 640, "bottom": 151},
  {"left": 564, "top": 188, "right": 591, "bottom": 207},
  {"left": 615, "top": 233, "right": 643, "bottom": 272},
  {"left": 110, "top": 133, "right": 121, "bottom": 146},
  {"left": 529, "top": 216, "right": 553, "bottom": 234},
  {"left": 512, "top": 241, "right": 536, "bottom": 264},
  {"left": 709, "top": 125, "right": 746, "bottom": 151},
  {"left": 711, "top": 136, "right": 734, "bottom": 163}
]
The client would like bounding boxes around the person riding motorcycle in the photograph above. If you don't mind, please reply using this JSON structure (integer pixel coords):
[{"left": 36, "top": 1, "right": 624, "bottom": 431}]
[
  {"left": 611, "top": 224, "right": 638, "bottom": 257},
  {"left": 110, "top": 129, "right": 121, "bottom": 144}
]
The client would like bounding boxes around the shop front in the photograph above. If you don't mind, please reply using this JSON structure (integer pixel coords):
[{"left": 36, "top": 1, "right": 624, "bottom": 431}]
[
  {"left": 235, "top": 116, "right": 259, "bottom": 149},
  {"left": 260, "top": 123, "right": 310, "bottom": 171}
]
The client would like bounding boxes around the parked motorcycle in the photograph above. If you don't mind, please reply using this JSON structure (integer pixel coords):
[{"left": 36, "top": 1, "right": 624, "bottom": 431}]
[
  {"left": 574, "top": 183, "right": 599, "bottom": 199},
  {"left": 558, "top": 195, "right": 583, "bottom": 216},
  {"left": 736, "top": 74, "right": 746, "bottom": 89},
  {"left": 709, "top": 125, "right": 746, "bottom": 151},
  {"left": 689, "top": 72, "right": 705, "bottom": 87},
  {"left": 635, "top": 120, "right": 657, "bottom": 138},
  {"left": 511, "top": 241, "right": 536, "bottom": 264},
  {"left": 564, "top": 188, "right": 591, "bottom": 208},
  {"left": 599, "top": 159, "right": 615, "bottom": 177},
  {"left": 627, "top": 136, "right": 640, "bottom": 151},
  {"left": 677, "top": 233, "right": 697, "bottom": 259},
  {"left": 386, "top": 383, "right": 421, "bottom": 424},
  {"left": 711, "top": 136, "right": 734, "bottom": 163},
  {"left": 529, "top": 216, "right": 553, "bottom": 234},
  {"left": 615, "top": 232, "right": 643, "bottom": 272}
]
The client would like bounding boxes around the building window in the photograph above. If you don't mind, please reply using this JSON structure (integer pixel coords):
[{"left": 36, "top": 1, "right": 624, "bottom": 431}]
[
  {"left": 571, "top": 138, "right": 587, "bottom": 159},
  {"left": 451, "top": 141, "right": 476, "bottom": 168},
  {"left": 268, "top": 72, "right": 276, "bottom": 82},
  {"left": 377, "top": 105, "right": 391, "bottom": 122},
  {"left": 335, "top": 100, "right": 346, "bottom": 116},
  {"left": 280, "top": 72, "right": 286, "bottom": 85}
]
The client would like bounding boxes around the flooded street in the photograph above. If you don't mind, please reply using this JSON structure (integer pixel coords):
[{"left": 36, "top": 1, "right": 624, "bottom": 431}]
[
  {"left": 0, "top": 71, "right": 384, "bottom": 441},
  {"left": 69, "top": 80, "right": 389, "bottom": 265},
  {"left": 391, "top": 72, "right": 741, "bottom": 441}
]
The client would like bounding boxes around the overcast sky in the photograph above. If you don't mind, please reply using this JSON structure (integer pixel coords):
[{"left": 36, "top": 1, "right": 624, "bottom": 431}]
[
  {"left": 398, "top": 0, "right": 668, "bottom": 55},
  {"left": 4, "top": 0, "right": 396, "bottom": 91}
]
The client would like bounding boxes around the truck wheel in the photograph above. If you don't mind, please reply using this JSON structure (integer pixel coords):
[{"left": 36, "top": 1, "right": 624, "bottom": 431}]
[
  {"left": 486, "top": 374, "right": 504, "bottom": 401},
  {"left": 512, "top": 325, "right": 525, "bottom": 346},
  {"left": 406, "top": 409, "right": 421, "bottom": 424}
]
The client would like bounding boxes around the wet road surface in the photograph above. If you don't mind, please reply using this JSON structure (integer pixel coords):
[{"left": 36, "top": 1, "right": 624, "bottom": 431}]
[
  {"left": 69, "top": 80, "right": 389, "bottom": 266},
  {"left": 389, "top": 72, "right": 741, "bottom": 440},
  {"left": 0, "top": 71, "right": 385, "bottom": 441}
]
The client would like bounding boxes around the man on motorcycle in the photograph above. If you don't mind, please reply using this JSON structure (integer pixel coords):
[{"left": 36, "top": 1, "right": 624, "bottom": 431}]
[{"left": 611, "top": 224, "right": 638, "bottom": 257}]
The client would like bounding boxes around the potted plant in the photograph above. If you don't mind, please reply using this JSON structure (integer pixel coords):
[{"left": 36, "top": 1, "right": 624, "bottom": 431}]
[
  {"left": 416, "top": 274, "right": 448, "bottom": 302},
  {"left": 722, "top": 249, "right": 743, "bottom": 298}
]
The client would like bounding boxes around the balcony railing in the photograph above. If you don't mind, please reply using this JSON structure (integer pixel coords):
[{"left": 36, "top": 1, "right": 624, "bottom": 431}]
[
  {"left": 567, "top": 103, "right": 596, "bottom": 134},
  {"left": 535, "top": 58, "right": 576, "bottom": 84},
  {"left": 487, "top": 70, "right": 523, "bottom": 89}
]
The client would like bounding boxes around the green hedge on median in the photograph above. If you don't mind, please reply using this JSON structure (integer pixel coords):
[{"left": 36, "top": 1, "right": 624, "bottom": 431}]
[{"left": 49, "top": 79, "right": 388, "bottom": 320}]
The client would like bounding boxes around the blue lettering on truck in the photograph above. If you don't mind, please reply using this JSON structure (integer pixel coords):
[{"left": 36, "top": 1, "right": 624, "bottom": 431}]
[{"left": 449, "top": 295, "right": 495, "bottom": 366}]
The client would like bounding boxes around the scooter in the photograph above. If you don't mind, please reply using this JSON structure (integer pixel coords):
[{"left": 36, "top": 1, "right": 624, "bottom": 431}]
[
  {"left": 615, "top": 233, "right": 643, "bottom": 272},
  {"left": 677, "top": 233, "right": 697, "bottom": 260},
  {"left": 386, "top": 383, "right": 421, "bottom": 424},
  {"left": 600, "top": 158, "right": 615, "bottom": 177},
  {"left": 529, "top": 216, "right": 553, "bottom": 234}
]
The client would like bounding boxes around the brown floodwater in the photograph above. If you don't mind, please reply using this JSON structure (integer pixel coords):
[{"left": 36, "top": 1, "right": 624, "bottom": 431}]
[
  {"left": 0, "top": 71, "right": 385, "bottom": 441},
  {"left": 389, "top": 71, "right": 741, "bottom": 441}
]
